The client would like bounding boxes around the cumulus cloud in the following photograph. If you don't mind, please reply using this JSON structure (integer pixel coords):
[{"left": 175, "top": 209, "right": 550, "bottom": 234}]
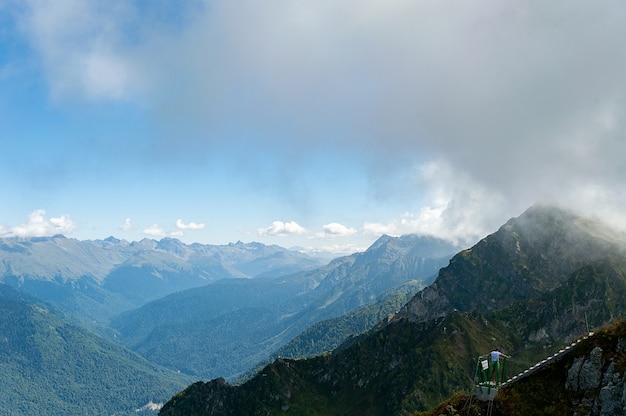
[
  {"left": 299, "top": 243, "right": 368, "bottom": 257},
  {"left": 119, "top": 218, "right": 133, "bottom": 232},
  {"left": 142, "top": 224, "right": 167, "bottom": 238},
  {"left": 362, "top": 222, "right": 397, "bottom": 238},
  {"left": 175, "top": 219, "right": 205, "bottom": 230},
  {"left": 0, "top": 209, "right": 77, "bottom": 237},
  {"left": 315, "top": 222, "right": 357, "bottom": 239},
  {"left": 140, "top": 219, "right": 206, "bottom": 238},
  {"left": 363, "top": 160, "right": 510, "bottom": 245},
  {"left": 258, "top": 221, "right": 307, "bottom": 237}
]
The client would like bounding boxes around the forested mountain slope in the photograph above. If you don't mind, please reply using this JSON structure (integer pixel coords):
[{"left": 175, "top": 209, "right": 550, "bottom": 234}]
[{"left": 0, "top": 284, "right": 192, "bottom": 416}]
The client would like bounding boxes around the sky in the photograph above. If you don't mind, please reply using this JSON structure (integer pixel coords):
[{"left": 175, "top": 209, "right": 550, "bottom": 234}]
[{"left": 1, "top": 0, "right": 626, "bottom": 255}]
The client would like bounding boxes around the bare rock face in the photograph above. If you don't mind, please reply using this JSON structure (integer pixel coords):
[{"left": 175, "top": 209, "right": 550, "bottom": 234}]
[
  {"left": 566, "top": 346, "right": 603, "bottom": 391},
  {"left": 565, "top": 342, "right": 626, "bottom": 415},
  {"left": 597, "top": 365, "right": 625, "bottom": 416},
  {"left": 393, "top": 283, "right": 451, "bottom": 323}
]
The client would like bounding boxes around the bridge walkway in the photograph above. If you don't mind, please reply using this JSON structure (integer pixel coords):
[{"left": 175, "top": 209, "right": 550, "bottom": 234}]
[{"left": 500, "top": 331, "right": 594, "bottom": 388}]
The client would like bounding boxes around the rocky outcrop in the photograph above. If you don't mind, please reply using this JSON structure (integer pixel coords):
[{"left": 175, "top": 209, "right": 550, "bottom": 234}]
[
  {"left": 493, "top": 322, "right": 626, "bottom": 416},
  {"left": 565, "top": 343, "right": 626, "bottom": 415},
  {"left": 395, "top": 283, "right": 450, "bottom": 323},
  {"left": 566, "top": 346, "right": 603, "bottom": 391}
]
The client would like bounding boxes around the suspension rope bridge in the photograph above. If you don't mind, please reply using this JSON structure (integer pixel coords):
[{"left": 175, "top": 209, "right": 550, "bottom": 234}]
[{"left": 471, "top": 332, "right": 596, "bottom": 415}]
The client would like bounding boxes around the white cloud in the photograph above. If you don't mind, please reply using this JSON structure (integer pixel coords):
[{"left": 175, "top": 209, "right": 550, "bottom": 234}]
[
  {"left": 298, "top": 243, "right": 368, "bottom": 256},
  {"left": 176, "top": 219, "right": 205, "bottom": 230},
  {"left": 80, "top": 50, "right": 130, "bottom": 99},
  {"left": 362, "top": 222, "right": 398, "bottom": 237},
  {"left": 142, "top": 224, "right": 167, "bottom": 237},
  {"left": 142, "top": 223, "right": 189, "bottom": 239},
  {"left": 258, "top": 221, "right": 307, "bottom": 237},
  {"left": 119, "top": 218, "right": 133, "bottom": 232},
  {"left": 315, "top": 222, "right": 357, "bottom": 239},
  {"left": 49, "top": 214, "right": 75, "bottom": 231},
  {"left": 362, "top": 160, "right": 511, "bottom": 245},
  {"left": 0, "top": 209, "right": 77, "bottom": 237},
  {"left": 18, "top": 0, "right": 139, "bottom": 101}
]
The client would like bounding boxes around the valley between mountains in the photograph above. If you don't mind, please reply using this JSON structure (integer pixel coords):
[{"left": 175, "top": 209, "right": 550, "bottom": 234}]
[
  {"left": 0, "top": 224, "right": 456, "bottom": 414},
  {"left": 3, "top": 205, "right": 626, "bottom": 415}
]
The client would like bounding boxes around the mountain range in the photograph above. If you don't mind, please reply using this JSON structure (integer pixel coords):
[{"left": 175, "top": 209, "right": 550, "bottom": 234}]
[
  {"left": 4, "top": 204, "right": 623, "bottom": 415},
  {"left": 110, "top": 234, "right": 457, "bottom": 380},
  {"left": 158, "top": 205, "right": 626, "bottom": 415},
  {"left": 0, "top": 236, "right": 326, "bottom": 326},
  {"left": 0, "top": 231, "right": 458, "bottom": 414}
]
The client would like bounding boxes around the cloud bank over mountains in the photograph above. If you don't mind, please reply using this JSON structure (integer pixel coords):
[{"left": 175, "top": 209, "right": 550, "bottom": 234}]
[
  {"left": 4, "top": 0, "right": 626, "bottom": 250},
  {"left": 0, "top": 210, "right": 76, "bottom": 238}
]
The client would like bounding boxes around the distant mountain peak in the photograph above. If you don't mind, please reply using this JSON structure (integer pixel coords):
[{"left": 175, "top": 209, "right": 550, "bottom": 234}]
[
  {"left": 155, "top": 238, "right": 190, "bottom": 257},
  {"left": 0, "top": 235, "right": 328, "bottom": 323},
  {"left": 365, "top": 233, "right": 460, "bottom": 260}
]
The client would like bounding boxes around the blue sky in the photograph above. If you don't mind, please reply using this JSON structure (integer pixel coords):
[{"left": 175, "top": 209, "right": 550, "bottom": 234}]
[{"left": 2, "top": 1, "right": 626, "bottom": 255}]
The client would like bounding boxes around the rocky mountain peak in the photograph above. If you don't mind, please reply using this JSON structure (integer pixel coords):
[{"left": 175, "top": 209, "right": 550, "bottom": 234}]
[{"left": 395, "top": 205, "right": 626, "bottom": 324}]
